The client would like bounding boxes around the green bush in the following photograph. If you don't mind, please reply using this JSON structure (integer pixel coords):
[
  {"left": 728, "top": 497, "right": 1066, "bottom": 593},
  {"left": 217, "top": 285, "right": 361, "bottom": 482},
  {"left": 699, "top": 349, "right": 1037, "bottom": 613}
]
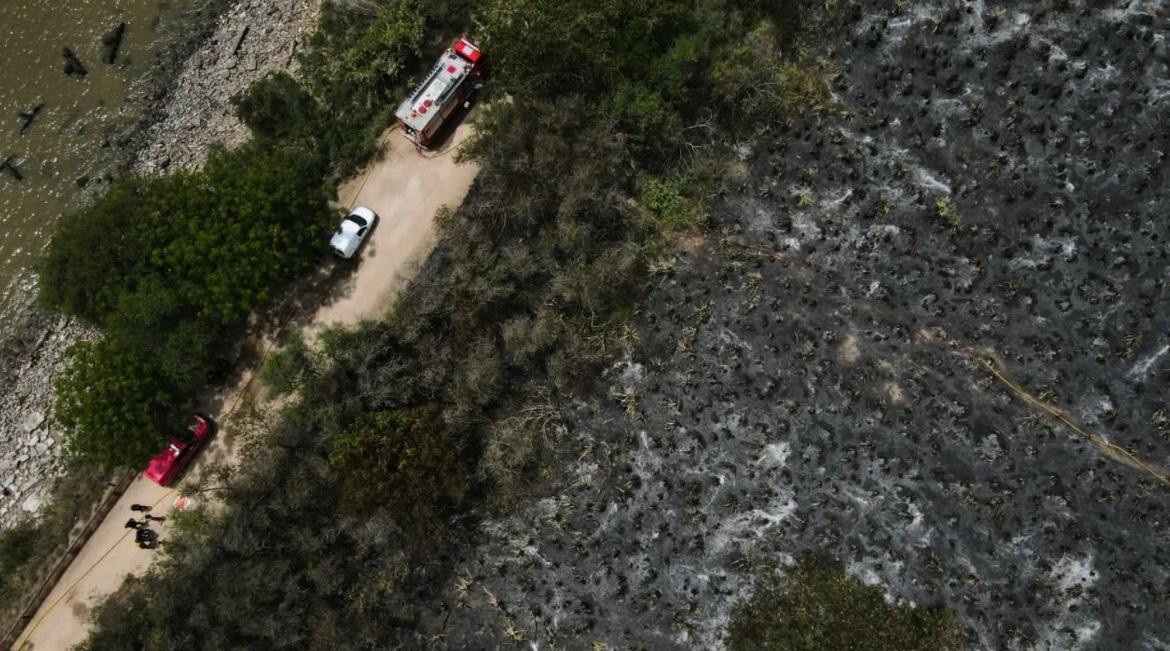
[
  {"left": 259, "top": 331, "right": 318, "bottom": 397},
  {"left": 727, "top": 558, "right": 964, "bottom": 651},
  {"left": 329, "top": 406, "right": 466, "bottom": 538},
  {"left": 638, "top": 174, "right": 705, "bottom": 231},
  {"left": 41, "top": 143, "right": 331, "bottom": 328},
  {"left": 37, "top": 180, "right": 144, "bottom": 323},
  {"left": 295, "top": 1, "right": 427, "bottom": 175},
  {"left": 0, "top": 522, "right": 39, "bottom": 598},
  {"left": 477, "top": 0, "right": 735, "bottom": 162},
  {"left": 232, "top": 71, "right": 320, "bottom": 142},
  {"left": 711, "top": 19, "right": 832, "bottom": 122},
  {"left": 54, "top": 338, "right": 174, "bottom": 470}
]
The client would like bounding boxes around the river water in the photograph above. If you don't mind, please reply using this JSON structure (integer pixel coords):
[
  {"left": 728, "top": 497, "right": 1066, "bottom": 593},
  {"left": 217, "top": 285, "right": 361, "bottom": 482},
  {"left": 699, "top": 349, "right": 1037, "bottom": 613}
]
[{"left": 0, "top": 0, "right": 189, "bottom": 333}]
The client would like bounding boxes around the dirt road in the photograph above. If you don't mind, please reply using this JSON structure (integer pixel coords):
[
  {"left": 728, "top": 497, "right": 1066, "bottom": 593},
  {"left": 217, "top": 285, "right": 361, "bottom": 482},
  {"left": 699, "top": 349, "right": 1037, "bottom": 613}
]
[{"left": 13, "top": 123, "right": 479, "bottom": 650}]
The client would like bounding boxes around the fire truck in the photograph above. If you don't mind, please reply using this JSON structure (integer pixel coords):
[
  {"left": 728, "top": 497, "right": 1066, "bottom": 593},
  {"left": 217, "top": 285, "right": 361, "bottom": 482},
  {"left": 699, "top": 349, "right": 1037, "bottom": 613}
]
[{"left": 395, "top": 38, "right": 484, "bottom": 147}]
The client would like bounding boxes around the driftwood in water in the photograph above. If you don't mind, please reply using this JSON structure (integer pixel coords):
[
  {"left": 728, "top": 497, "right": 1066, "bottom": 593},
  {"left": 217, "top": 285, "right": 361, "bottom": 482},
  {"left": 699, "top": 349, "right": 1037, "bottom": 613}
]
[
  {"left": 63, "top": 48, "right": 87, "bottom": 77},
  {"left": 101, "top": 22, "right": 127, "bottom": 64},
  {"left": 232, "top": 25, "right": 250, "bottom": 56},
  {"left": 18, "top": 102, "right": 44, "bottom": 135},
  {"left": 0, "top": 156, "right": 23, "bottom": 181}
]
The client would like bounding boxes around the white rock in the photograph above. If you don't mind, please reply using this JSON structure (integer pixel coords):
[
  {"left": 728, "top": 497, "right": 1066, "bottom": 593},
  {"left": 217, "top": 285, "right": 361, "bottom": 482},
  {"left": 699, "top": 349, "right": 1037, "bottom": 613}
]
[{"left": 21, "top": 494, "right": 43, "bottom": 513}]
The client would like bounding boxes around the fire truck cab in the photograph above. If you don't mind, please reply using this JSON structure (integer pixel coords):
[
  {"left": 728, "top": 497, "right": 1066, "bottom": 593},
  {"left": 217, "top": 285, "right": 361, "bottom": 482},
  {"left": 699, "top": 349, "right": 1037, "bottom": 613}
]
[{"left": 395, "top": 38, "right": 484, "bottom": 148}]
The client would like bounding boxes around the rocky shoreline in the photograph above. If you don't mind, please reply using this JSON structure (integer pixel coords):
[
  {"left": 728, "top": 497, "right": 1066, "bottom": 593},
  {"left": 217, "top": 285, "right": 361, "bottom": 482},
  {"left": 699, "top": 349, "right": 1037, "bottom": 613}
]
[{"left": 0, "top": 0, "right": 322, "bottom": 530}]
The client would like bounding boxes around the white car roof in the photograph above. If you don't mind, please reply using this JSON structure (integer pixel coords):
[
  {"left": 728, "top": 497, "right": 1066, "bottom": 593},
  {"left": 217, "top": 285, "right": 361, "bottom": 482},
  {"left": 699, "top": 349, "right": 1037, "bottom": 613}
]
[
  {"left": 330, "top": 231, "right": 360, "bottom": 257},
  {"left": 349, "top": 206, "right": 377, "bottom": 221}
]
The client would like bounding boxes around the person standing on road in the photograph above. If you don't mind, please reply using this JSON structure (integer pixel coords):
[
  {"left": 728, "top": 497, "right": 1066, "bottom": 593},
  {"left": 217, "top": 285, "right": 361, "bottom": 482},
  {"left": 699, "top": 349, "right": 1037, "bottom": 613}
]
[
  {"left": 129, "top": 504, "right": 150, "bottom": 512},
  {"left": 124, "top": 518, "right": 144, "bottom": 529}
]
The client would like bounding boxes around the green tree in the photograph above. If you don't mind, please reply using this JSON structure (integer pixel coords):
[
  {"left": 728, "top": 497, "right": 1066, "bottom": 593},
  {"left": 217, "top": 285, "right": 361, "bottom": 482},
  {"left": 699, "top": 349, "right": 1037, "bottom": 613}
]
[
  {"left": 477, "top": 0, "right": 723, "bottom": 157},
  {"left": 711, "top": 19, "right": 831, "bottom": 122},
  {"left": 329, "top": 406, "right": 465, "bottom": 538},
  {"left": 293, "top": 1, "right": 426, "bottom": 175},
  {"left": 260, "top": 331, "right": 318, "bottom": 397},
  {"left": 232, "top": 71, "right": 321, "bottom": 142},
  {"left": 727, "top": 558, "right": 964, "bottom": 651},
  {"left": 159, "top": 144, "right": 330, "bottom": 325},
  {"left": 341, "top": 3, "right": 425, "bottom": 107},
  {"left": 0, "top": 522, "right": 39, "bottom": 599},
  {"left": 54, "top": 338, "right": 173, "bottom": 470},
  {"left": 37, "top": 180, "right": 147, "bottom": 324}
]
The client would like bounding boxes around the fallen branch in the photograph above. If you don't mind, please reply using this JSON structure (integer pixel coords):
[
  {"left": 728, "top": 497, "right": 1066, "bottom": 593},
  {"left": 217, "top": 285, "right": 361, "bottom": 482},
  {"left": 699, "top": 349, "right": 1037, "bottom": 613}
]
[
  {"left": 63, "top": 47, "right": 87, "bottom": 77},
  {"left": 101, "top": 22, "right": 127, "bottom": 64},
  {"left": 0, "top": 156, "right": 23, "bottom": 181},
  {"left": 18, "top": 102, "right": 44, "bottom": 135}
]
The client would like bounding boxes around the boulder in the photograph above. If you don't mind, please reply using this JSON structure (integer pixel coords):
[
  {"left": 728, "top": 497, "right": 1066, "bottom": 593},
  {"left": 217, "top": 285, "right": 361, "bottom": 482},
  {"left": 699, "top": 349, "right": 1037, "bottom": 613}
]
[
  {"left": 21, "top": 494, "right": 43, "bottom": 513},
  {"left": 22, "top": 409, "right": 45, "bottom": 432}
]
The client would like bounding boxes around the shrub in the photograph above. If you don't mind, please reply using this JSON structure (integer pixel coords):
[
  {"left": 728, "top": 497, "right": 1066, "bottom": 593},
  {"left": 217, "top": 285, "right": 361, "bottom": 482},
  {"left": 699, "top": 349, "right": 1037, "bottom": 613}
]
[
  {"left": 638, "top": 174, "right": 706, "bottom": 231},
  {"left": 37, "top": 180, "right": 145, "bottom": 323},
  {"left": 54, "top": 338, "right": 173, "bottom": 470},
  {"left": 477, "top": 0, "right": 731, "bottom": 163},
  {"left": 232, "top": 71, "right": 320, "bottom": 142},
  {"left": 329, "top": 406, "right": 466, "bottom": 538},
  {"left": 40, "top": 140, "right": 332, "bottom": 467},
  {"left": 0, "top": 522, "right": 39, "bottom": 598},
  {"left": 727, "top": 557, "right": 964, "bottom": 651},
  {"left": 296, "top": 1, "right": 427, "bottom": 175},
  {"left": 259, "top": 331, "right": 318, "bottom": 397},
  {"left": 711, "top": 19, "right": 832, "bottom": 122}
]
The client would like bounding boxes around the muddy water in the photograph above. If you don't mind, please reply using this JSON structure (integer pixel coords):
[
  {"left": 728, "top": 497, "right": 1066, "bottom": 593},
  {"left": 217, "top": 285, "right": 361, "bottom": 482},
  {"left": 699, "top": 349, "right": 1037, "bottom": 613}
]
[{"left": 0, "top": 0, "right": 188, "bottom": 332}]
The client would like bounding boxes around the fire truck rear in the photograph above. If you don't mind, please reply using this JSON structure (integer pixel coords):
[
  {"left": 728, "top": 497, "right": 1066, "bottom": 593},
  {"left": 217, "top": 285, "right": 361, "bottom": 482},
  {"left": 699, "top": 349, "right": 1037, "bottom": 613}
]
[{"left": 395, "top": 38, "right": 484, "bottom": 148}]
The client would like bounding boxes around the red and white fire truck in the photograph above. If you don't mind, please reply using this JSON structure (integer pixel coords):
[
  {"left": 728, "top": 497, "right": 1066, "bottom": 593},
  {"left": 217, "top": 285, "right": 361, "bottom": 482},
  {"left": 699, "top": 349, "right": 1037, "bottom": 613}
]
[{"left": 395, "top": 38, "right": 484, "bottom": 147}]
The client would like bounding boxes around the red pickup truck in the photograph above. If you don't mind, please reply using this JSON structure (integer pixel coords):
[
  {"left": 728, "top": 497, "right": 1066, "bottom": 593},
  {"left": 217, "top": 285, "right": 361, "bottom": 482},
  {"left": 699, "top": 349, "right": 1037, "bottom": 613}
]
[{"left": 144, "top": 414, "right": 215, "bottom": 486}]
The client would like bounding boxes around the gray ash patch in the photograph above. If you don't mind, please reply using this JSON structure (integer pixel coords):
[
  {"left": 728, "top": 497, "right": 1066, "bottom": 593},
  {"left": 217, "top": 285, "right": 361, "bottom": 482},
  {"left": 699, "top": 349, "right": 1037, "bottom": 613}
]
[{"left": 425, "top": 2, "right": 1170, "bottom": 649}]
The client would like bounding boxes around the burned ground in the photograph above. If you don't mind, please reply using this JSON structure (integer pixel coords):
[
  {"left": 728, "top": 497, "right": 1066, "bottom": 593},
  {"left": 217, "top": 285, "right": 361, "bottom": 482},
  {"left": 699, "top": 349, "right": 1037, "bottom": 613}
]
[{"left": 429, "top": 2, "right": 1170, "bottom": 649}]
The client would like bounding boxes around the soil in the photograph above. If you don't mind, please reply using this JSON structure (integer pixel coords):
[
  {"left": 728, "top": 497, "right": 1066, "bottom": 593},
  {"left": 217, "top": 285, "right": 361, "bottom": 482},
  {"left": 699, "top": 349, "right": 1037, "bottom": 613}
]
[{"left": 426, "top": 2, "right": 1170, "bottom": 649}]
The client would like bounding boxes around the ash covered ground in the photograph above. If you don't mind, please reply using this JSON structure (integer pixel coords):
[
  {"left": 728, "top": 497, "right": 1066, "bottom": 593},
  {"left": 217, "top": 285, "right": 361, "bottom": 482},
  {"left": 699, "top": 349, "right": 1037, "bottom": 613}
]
[{"left": 428, "top": 2, "right": 1170, "bottom": 649}]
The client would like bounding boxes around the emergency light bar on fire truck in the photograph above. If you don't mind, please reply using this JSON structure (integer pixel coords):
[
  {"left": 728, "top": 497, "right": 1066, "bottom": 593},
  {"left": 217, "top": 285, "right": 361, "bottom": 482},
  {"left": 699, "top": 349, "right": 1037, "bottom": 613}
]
[{"left": 395, "top": 38, "right": 484, "bottom": 147}]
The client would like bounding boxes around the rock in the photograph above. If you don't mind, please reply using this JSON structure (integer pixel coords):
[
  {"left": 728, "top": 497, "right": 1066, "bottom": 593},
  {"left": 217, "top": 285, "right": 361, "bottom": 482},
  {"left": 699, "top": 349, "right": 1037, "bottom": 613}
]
[
  {"left": 21, "top": 494, "right": 43, "bottom": 513},
  {"left": 21, "top": 410, "right": 45, "bottom": 432}
]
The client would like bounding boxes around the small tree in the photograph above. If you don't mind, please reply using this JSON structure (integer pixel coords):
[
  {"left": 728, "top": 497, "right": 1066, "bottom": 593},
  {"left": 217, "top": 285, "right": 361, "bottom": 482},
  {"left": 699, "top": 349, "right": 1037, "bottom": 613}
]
[
  {"left": 260, "top": 332, "right": 318, "bottom": 397},
  {"left": 711, "top": 19, "right": 831, "bottom": 122},
  {"left": 0, "top": 522, "right": 39, "bottom": 598},
  {"left": 54, "top": 338, "right": 173, "bottom": 470},
  {"left": 232, "top": 71, "right": 321, "bottom": 142},
  {"left": 329, "top": 405, "right": 465, "bottom": 540}
]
